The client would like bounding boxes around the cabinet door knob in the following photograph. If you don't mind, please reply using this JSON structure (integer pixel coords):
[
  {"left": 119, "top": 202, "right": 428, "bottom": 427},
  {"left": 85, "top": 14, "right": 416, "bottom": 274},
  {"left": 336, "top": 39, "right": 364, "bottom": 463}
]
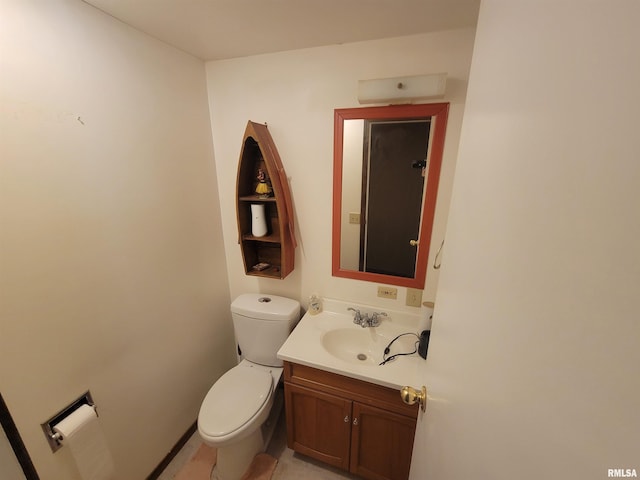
[
  {"left": 353, "top": 418, "right": 358, "bottom": 426},
  {"left": 409, "top": 239, "right": 419, "bottom": 247},
  {"left": 344, "top": 415, "right": 350, "bottom": 423}
]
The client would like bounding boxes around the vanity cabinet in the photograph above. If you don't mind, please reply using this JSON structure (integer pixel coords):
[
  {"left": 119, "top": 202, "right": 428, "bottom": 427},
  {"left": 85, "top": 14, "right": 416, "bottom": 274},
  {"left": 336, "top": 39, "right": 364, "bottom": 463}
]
[
  {"left": 236, "top": 121, "right": 296, "bottom": 279},
  {"left": 283, "top": 362, "right": 418, "bottom": 480}
]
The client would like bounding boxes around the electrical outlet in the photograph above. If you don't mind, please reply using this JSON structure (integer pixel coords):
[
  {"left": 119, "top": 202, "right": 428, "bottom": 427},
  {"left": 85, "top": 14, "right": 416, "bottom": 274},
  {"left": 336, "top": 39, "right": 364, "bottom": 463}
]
[
  {"left": 348, "top": 212, "right": 361, "bottom": 224},
  {"left": 406, "top": 288, "right": 423, "bottom": 307},
  {"left": 377, "top": 286, "right": 398, "bottom": 299}
]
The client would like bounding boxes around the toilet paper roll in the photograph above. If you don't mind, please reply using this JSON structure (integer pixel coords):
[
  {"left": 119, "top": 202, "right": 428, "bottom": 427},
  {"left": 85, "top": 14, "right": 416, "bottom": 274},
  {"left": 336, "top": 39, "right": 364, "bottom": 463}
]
[
  {"left": 251, "top": 203, "right": 268, "bottom": 237},
  {"left": 418, "top": 301, "right": 434, "bottom": 332},
  {"left": 53, "top": 404, "right": 115, "bottom": 480}
]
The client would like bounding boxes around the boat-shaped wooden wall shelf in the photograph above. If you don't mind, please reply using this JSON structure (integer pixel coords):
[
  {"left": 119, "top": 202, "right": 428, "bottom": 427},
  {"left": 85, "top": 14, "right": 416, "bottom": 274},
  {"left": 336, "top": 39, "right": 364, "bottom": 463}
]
[{"left": 236, "top": 121, "right": 296, "bottom": 279}]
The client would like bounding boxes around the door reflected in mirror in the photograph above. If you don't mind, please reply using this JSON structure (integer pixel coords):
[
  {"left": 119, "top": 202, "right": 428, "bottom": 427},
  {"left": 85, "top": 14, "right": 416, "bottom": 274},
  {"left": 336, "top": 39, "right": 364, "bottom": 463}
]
[{"left": 332, "top": 103, "right": 449, "bottom": 289}]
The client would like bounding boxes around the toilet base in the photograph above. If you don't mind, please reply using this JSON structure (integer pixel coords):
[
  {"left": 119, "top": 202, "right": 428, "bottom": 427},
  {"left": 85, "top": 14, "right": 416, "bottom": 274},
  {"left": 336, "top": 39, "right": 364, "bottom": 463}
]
[
  {"left": 214, "top": 428, "right": 264, "bottom": 480},
  {"left": 213, "top": 390, "right": 283, "bottom": 480}
]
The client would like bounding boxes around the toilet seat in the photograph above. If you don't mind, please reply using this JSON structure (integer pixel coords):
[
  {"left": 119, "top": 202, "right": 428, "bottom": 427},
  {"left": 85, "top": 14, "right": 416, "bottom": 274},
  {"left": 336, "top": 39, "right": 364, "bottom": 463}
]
[{"left": 198, "top": 365, "right": 273, "bottom": 440}]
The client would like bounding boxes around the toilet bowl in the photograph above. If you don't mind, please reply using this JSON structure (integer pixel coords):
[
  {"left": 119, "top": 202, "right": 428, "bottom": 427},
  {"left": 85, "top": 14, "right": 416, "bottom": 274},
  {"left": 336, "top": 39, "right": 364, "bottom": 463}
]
[
  {"left": 198, "top": 360, "right": 281, "bottom": 446},
  {"left": 197, "top": 294, "right": 300, "bottom": 480},
  {"left": 198, "top": 361, "right": 282, "bottom": 480}
]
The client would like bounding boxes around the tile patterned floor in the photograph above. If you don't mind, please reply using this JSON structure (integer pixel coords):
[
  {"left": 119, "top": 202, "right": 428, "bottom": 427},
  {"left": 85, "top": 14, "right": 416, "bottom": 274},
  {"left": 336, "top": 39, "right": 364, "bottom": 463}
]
[{"left": 157, "top": 410, "right": 359, "bottom": 480}]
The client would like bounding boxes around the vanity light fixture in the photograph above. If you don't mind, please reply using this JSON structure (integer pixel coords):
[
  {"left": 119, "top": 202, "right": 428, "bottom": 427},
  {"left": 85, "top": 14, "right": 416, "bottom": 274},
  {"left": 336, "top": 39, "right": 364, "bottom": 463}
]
[{"left": 357, "top": 73, "right": 447, "bottom": 104}]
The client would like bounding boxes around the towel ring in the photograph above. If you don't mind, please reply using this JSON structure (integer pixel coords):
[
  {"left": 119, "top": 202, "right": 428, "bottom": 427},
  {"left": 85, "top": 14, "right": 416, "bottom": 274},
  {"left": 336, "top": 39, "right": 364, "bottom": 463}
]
[{"left": 433, "top": 239, "right": 444, "bottom": 269}]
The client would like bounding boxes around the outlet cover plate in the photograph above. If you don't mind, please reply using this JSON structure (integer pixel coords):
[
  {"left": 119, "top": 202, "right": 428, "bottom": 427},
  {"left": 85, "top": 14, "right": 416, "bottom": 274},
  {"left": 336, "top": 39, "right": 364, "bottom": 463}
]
[{"left": 377, "top": 286, "right": 398, "bottom": 299}]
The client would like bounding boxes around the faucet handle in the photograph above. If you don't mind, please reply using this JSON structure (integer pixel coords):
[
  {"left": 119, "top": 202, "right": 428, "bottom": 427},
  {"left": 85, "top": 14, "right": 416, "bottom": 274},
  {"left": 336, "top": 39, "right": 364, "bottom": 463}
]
[
  {"left": 348, "top": 307, "right": 362, "bottom": 322},
  {"left": 370, "top": 311, "right": 388, "bottom": 326}
]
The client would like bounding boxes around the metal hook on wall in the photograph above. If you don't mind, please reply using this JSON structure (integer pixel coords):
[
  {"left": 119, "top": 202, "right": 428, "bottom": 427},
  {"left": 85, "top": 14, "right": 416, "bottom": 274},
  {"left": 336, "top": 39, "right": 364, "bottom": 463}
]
[{"left": 433, "top": 239, "right": 444, "bottom": 269}]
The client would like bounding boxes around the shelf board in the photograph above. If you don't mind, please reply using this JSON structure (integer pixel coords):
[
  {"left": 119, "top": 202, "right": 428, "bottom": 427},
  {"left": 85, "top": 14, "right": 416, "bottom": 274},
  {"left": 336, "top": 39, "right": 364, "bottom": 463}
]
[
  {"left": 239, "top": 195, "right": 277, "bottom": 202},
  {"left": 246, "top": 265, "right": 282, "bottom": 278},
  {"left": 242, "top": 233, "right": 281, "bottom": 243}
]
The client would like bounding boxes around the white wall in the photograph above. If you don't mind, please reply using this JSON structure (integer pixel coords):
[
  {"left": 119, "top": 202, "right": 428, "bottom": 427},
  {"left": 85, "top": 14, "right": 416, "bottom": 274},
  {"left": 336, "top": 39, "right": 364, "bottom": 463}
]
[
  {"left": 412, "top": 1, "right": 640, "bottom": 478},
  {"left": 0, "top": 1, "right": 235, "bottom": 478},
  {"left": 0, "top": 426, "right": 26, "bottom": 480},
  {"left": 205, "top": 28, "right": 476, "bottom": 310}
]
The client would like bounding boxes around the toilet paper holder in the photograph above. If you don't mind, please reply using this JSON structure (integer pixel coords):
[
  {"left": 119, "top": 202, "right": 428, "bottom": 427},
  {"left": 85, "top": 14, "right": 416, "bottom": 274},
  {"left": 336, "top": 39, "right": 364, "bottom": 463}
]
[{"left": 41, "top": 391, "right": 96, "bottom": 453}]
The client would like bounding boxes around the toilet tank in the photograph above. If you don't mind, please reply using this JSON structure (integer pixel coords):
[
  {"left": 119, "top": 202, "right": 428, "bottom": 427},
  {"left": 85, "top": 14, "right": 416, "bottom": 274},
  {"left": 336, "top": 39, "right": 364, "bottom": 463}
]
[{"left": 231, "top": 294, "right": 300, "bottom": 367}]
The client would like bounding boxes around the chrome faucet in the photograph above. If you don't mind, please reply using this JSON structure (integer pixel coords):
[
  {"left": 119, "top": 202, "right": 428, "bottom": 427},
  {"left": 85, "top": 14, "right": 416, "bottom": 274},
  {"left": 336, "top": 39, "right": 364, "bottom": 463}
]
[
  {"left": 348, "top": 308, "right": 387, "bottom": 328},
  {"left": 369, "top": 311, "right": 387, "bottom": 327},
  {"left": 348, "top": 307, "right": 364, "bottom": 326}
]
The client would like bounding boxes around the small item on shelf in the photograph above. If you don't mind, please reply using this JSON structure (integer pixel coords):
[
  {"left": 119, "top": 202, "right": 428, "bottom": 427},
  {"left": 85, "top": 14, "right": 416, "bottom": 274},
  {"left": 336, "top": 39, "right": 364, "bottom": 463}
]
[
  {"left": 255, "top": 168, "right": 272, "bottom": 197},
  {"left": 252, "top": 262, "right": 271, "bottom": 271},
  {"left": 250, "top": 203, "right": 268, "bottom": 237}
]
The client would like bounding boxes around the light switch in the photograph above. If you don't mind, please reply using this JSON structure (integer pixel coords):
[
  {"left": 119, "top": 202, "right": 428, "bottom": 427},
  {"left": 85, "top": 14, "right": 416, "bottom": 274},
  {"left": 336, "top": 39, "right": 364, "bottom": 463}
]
[{"left": 406, "top": 288, "right": 423, "bottom": 307}]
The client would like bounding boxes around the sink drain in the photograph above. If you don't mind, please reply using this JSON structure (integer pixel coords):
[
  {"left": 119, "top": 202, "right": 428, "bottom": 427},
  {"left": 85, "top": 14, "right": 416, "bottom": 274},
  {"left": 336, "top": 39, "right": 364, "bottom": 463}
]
[{"left": 357, "top": 353, "right": 368, "bottom": 361}]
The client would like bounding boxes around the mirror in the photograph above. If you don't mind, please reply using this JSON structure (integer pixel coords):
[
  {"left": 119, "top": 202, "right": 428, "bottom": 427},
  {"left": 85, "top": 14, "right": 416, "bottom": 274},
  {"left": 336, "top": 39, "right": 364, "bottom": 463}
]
[{"left": 332, "top": 103, "right": 449, "bottom": 289}]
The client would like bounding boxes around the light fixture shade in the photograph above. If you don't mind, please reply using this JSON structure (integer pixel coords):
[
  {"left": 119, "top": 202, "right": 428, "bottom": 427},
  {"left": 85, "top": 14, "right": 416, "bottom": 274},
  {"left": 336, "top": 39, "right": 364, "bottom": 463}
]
[{"left": 357, "top": 73, "right": 447, "bottom": 104}]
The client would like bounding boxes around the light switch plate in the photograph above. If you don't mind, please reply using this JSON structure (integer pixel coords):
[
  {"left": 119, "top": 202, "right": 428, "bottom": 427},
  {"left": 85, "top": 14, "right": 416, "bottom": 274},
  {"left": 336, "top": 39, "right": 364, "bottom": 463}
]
[
  {"left": 348, "top": 212, "right": 361, "bottom": 224},
  {"left": 406, "top": 288, "right": 423, "bottom": 307}
]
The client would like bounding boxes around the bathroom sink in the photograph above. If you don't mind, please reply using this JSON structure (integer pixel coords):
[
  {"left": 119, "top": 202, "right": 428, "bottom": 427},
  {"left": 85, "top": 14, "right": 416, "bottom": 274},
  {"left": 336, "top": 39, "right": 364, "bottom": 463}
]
[
  {"left": 277, "top": 298, "right": 427, "bottom": 389},
  {"left": 321, "top": 328, "right": 416, "bottom": 366}
]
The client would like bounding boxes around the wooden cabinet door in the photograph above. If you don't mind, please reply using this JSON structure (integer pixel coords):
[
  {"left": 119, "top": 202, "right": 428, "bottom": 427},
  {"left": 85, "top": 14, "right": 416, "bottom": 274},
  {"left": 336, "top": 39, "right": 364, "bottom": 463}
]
[
  {"left": 284, "top": 383, "right": 352, "bottom": 470},
  {"left": 350, "top": 402, "right": 417, "bottom": 480}
]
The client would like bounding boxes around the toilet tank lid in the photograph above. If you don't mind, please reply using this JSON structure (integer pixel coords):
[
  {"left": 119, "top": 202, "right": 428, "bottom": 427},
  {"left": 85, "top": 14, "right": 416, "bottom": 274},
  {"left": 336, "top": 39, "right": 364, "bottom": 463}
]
[{"left": 231, "top": 294, "right": 300, "bottom": 321}]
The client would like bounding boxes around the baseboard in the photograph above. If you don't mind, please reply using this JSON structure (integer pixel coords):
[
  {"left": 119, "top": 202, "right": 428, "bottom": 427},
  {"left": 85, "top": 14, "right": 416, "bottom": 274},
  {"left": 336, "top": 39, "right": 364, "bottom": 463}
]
[
  {"left": 0, "top": 393, "right": 40, "bottom": 480},
  {"left": 146, "top": 421, "right": 197, "bottom": 480}
]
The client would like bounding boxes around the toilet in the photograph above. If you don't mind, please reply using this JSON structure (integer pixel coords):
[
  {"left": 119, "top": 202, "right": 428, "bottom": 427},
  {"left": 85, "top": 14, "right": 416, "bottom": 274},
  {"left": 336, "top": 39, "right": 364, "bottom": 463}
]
[{"left": 197, "top": 293, "right": 300, "bottom": 480}]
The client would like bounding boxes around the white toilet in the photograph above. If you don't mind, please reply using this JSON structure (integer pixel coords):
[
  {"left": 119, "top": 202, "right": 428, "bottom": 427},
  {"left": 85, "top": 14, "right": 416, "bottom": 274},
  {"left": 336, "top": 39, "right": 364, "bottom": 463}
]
[{"left": 197, "top": 293, "right": 300, "bottom": 480}]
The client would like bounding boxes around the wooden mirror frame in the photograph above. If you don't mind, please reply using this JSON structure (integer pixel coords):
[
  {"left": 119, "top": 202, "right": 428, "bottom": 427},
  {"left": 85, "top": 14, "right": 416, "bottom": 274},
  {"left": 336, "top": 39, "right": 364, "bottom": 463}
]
[{"left": 332, "top": 103, "right": 449, "bottom": 289}]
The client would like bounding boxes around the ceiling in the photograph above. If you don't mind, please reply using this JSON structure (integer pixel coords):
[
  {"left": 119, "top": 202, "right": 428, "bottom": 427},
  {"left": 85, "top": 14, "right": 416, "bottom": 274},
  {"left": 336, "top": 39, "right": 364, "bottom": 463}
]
[{"left": 82, "top": 0, "right": 480, "bottom": 61}]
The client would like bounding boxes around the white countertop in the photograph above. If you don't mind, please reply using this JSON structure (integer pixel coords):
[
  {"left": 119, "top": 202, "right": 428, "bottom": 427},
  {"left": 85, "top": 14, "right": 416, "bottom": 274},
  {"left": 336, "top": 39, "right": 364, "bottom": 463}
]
[{"left": 277, "top": 298, "right": 428, "bottom": 390}]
